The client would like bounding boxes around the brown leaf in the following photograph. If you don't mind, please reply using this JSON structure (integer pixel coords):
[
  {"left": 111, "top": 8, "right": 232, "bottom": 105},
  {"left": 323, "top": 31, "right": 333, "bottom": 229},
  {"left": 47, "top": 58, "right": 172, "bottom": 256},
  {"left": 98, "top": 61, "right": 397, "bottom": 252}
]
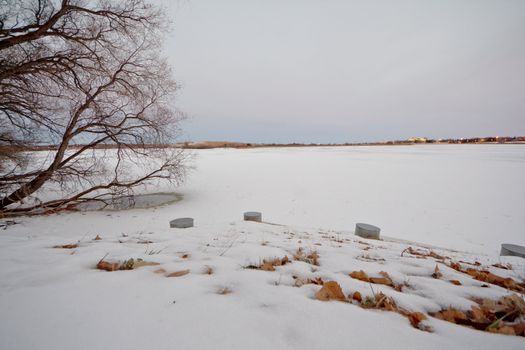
[
  {"left": 93, "top": 235, "right": 102, "bottom": 241},
  {"left": 369, "top": 277, "right": 393, "bottom": 286},
  {"left": 466, "top": 269, "right": 524, "bottom": 292},
  {"left": 407, "top": 312, "right": 427, "bottom": 329},
  {"left": 352, "top": 271, "right": 394, "bottom": 287},
  {"left": 53, "top": 243, "right": 79, "bottom": 249},
  {"left": 467, "top": 307, "right": 492, "bottom": 326},
  {"left": 450, "top": 262, "right": 462, "bottom": 271},
  {"left": 433, "top": 309, "right": 467, "bottom": 323},
  {"left": 166, "top": 269, "right": 190, "bottom": 277},
  {"left": 349, "top": 270, "right": 370, "bottom": 282},
  {"left": 315, "top": 281, "right": 346, "bottom": 301},
  {"left": 449, "top": 260, "right": 524, "bottom": 292},
  {"left": 260, "top": 262, "right": 275, "bottom": 271},
  {"left": 352, "top": 291, "right": 362, "bottom": 302},
  {"left": 489, "top": 326, "right": 516, "bottom": 336},
  {"left": 96, "top": 261, "right": 120, "bottom": 271},
  {"left": 512, "top": 323, "right": 525, "bottom": 336},
  {"left": 449, "top": 279, "right": 462, "bottom": 286}
]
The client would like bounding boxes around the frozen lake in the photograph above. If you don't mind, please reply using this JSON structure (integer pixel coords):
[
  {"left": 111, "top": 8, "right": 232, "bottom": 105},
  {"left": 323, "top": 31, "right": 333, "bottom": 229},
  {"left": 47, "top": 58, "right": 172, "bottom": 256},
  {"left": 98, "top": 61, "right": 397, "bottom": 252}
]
[{"left": 176, "top": 144, "right": 525, "bottom": 254}]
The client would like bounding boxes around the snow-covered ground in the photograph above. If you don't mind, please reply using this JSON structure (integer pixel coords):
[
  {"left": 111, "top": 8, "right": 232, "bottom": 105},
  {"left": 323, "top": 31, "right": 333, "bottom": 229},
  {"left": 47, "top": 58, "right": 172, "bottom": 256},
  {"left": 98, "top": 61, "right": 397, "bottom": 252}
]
[
  {"left": 1, "top": 144, "right": 524, "bottom": 349},
  {"left": 178, "top": 144, "right": 525, "bottom": 254}
]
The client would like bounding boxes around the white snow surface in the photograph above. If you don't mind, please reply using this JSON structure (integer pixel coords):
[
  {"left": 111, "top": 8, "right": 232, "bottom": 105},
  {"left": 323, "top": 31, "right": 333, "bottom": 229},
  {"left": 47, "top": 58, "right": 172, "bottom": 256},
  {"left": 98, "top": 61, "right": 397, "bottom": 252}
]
[
  {"left": 1, "top": 144, "right": 524, "bottom": 349},
  {"left": 179, "top": 144, "right": 525, "bottom": 254}
]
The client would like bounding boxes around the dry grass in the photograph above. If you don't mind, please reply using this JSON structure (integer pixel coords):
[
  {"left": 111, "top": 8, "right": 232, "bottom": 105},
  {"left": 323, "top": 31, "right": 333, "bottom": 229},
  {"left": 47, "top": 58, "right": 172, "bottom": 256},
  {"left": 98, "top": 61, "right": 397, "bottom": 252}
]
[
  {"left": 293, "top": 248, "right": 319, "bottom": 266},
  {"left": 245, "top": 256, "right": 290, "bottom": 271},
  {"left": 216, "top": 286, "right": 233, "bottom": 295}
]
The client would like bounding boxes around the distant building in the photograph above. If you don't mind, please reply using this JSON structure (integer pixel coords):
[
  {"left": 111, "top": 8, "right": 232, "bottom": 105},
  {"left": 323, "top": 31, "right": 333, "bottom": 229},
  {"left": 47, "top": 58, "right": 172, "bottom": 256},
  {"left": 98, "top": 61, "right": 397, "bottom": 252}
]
[{"left": 407, "top": 137, "right": 428, "bottom": 143}]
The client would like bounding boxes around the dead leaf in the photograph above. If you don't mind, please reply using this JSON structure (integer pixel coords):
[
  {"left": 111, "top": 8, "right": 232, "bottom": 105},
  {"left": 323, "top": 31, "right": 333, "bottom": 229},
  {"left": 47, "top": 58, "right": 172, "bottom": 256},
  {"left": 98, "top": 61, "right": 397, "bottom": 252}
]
[
  {"left": 433, "top": 309, "right": 467, "bottom": 323},
  {"left": 315, "top": 281, "right": 346, "bottom": 301},
  {"left": 260, "top": 261, "right": 275, "bottom": 271},
  {"left": 407, "top": 312, "right": 427, "bottom": 329},
  {"left": 466, "top": 307, "right": 492, "bottom": 328},
  {"left": 489, "top": 326, "right": 515, "bottom": 336},
  {"left": 431, "top": 294, "right": 525, "bottom": 336},
  {"left": 445, "top": 261, "right": 524, "bottom": 292},
  {"left": 512, "top": 323, "right": 525, "bottom": 336},
  {"left": 449, "top": 279, "right": 462, "bottom": 286},
  {"left": 351, "top": 271, "right": 394, "bottom": 287},
  {"left": 166, "top": 269, "right": 190, "bottom": 277},
  {"left": 349, "top": 270, "right": 370, "bottom": 282},
  {"left": 466, "top": 268, "right": 524, "bottom": 292},
  {"left": 369, "top": 277, "right": 393, "bottom": 286},
  {"left": 96, "top": 260, "right": 120, "bottom": 271},
  {"left": 93, "top": 235, "right": 102, "bottom": 241},
  {"left": 258, "top": 256, "right": 290, "bottom": 271},
  {"left": 450, "top": 262, "right": 462, "bottom": 271},
  {"left": 53, "top": 243, "right": 79, "bottom": 249},
  {"left": 352, "top": 291, "right": 362, "bottom": 302}
]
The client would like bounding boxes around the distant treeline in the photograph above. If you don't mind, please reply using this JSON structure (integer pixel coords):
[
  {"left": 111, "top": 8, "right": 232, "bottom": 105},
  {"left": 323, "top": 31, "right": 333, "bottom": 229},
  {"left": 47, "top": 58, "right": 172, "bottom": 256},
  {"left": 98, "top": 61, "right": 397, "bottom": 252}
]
[
  {"left": 167, "top": 136, "right": 525, "bottom": 149},
  {"left": 4, "top": 136, "right": 525, "bottom": 152}
]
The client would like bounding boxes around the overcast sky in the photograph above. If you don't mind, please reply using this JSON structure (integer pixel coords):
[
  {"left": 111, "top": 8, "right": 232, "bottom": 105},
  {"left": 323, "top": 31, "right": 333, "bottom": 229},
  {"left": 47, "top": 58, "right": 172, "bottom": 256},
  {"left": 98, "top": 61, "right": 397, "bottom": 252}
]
[{"left": 161, "top": 0, "right": 525, "bottom": 143}]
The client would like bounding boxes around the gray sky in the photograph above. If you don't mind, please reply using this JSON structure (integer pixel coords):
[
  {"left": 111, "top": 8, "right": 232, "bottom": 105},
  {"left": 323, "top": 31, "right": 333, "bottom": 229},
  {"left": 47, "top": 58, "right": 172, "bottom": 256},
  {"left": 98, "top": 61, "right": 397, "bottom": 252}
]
[{"left": 162, "top": 0, "right": 525, "bottom": 143}]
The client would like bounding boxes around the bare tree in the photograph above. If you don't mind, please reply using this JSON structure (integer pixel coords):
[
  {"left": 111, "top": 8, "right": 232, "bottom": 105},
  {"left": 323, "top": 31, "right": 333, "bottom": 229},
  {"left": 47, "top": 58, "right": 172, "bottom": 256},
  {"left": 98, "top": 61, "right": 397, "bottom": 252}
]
[{"left": 0, "top": 0, "right": 186, "bottom": 216}]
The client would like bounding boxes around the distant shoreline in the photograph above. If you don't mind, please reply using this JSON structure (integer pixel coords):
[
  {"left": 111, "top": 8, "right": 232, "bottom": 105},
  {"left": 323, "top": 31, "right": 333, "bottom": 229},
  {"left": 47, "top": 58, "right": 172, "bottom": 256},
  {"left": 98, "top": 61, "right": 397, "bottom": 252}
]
[
  {"left": 177, "top": 139, "right": 525, "bottom": 149},
  {"left": 7, "top": 137, "right": 525, "bottom": 151}
]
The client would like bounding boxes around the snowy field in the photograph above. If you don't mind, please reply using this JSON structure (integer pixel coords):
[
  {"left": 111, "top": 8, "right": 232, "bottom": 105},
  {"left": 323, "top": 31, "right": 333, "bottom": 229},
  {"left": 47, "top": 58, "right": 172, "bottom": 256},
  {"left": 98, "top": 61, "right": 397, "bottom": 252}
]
[
  {"left": 178, "top": 144, "right": 525, "bottom": 254},
  {"left": 1, "top": 144, "right": 524, "bottom": 349}
]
